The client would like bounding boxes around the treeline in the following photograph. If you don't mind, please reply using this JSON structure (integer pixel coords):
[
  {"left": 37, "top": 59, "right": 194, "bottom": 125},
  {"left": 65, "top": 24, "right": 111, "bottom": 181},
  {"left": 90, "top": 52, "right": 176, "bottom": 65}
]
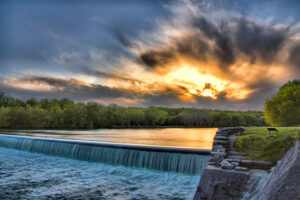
[{"left": 0, "top": 93, "right": 266, "bottom": 129}]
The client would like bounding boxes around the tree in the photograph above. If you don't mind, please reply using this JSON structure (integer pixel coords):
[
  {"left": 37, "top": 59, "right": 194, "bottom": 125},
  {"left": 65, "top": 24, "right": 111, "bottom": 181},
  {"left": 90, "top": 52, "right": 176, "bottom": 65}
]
[
  {"left": 0, "top": 92, "right": 267, "bottom": 128},
  {"left": 26, "top": 98, "right": 38, "bottom": 107},
  {"left": 6, "top": 107, "right": 28, "bottom": 128},
  {"left": 26, "top": 105, "right": 49, "bottom": 128},
  {"left": 63, "top": 104, "right": 88, "bottom": 129},
  {"left": 130, "top": 108, "right": 145, "bottom": 127},
  {"left": 179, "top": 110, "right": 194, "bottom": 126},
  {"left": 145, "top": 107, "right": 168, "bottom": 126},
  {"left": 0, "top": 107, "right": 10, "bottom": 127},
  {"left": 231, "top": 113, "right": 246, "bottom": 126},
  {"left": 265, "top": 80, "right": 300, "bottom": 126}
]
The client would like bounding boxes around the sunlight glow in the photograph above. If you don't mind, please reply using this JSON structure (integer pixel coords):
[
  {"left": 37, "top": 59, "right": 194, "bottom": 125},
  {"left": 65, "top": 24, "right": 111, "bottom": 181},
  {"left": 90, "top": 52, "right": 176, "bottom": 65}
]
[{"left": 165, "top": 63, "right": 226, "bottom": 99}]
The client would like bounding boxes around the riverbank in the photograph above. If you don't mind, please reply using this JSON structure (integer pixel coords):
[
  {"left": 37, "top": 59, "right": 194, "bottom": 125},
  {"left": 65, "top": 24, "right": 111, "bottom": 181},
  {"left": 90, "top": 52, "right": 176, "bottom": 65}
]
[
  {"left": 235, "top": 127, "right": 300, "bottom": 163},
  {"left": 194, "top": 127, "right": 300, "bottom": 200}
]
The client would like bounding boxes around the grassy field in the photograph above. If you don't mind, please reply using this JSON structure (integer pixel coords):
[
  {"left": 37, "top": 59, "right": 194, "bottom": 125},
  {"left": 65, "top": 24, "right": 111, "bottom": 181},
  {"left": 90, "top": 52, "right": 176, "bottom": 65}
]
[{"left": 234, "top": 127, "right": 300, "bottom": 163}]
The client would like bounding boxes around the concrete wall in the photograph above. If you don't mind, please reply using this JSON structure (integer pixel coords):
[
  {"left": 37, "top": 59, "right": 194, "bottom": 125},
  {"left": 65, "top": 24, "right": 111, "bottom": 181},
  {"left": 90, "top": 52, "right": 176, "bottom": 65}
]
[
  {"left": 250, "top": 140, "right": 300, "bottom": 200},
  {"left": 194, "top": 166, "right": 250, "bottom": 200}
]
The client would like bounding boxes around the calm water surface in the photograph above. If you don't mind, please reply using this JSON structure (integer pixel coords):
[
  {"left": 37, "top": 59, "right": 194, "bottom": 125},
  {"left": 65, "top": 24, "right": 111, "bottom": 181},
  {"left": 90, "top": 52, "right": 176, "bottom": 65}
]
[{"left": 1, "top": 128, "right": 217, "bottom": 150}]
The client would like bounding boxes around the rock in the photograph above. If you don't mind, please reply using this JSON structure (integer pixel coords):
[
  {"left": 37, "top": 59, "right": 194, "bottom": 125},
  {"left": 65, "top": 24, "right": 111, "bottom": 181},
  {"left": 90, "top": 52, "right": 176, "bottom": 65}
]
[
  {"left": 210, "top": 151, "right": 226, "bottom": 156},
  {"left": 212, "top": 149, "right": 226, "bottom": 154},
  {"left": 226, "top": 159, "right": 241, "bottom": 163},
  {"left": 231, "top": 162, "right": 239, "bottom": 167},
  {"left": 213, "top": 148, "right": 226, "bottom": 153},
  {"left": 221, "top": 160, "right": 234, "bottom": 169},
  {"left": 216, "top": 131, "right": 228, "bottom": 137},
  {"left": 208, "top": 161, "right": 216, "bottom": 165},
  {"left": 213, "top": 140, "right": 228, "bottom": 145},
  {"left": 212, "top": 145, "right": 224, "bottom": 150},
  {"left": 210, "top": 152, "right": 226, "bottom": 162},
  {"left": 235, "top": 166, "right": 247, "bottom": 171},
  {"left": 214, "top": 136, "right": 228, "bottom": 140}
]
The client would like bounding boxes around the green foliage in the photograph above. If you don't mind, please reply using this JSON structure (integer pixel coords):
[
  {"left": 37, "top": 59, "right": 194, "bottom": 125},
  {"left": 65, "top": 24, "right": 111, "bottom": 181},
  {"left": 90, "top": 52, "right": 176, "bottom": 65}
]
[
  {"left": 235, "top": 127, "right": 300, "bottom": 163},
  {"left": 265, "top": 80, "right": 300, "bottom": 126},
  {"left": 0, "top": 92, "right": 266, "bottom": 129},
  {"left": 145, "top": 107, "right": 168, "bottom": 126}
]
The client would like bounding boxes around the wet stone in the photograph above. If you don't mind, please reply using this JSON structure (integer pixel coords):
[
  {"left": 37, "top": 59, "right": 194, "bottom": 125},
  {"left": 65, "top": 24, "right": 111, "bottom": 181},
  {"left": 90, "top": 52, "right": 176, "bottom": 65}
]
[
  {"left": 221, "top": 160, "right": 234, "bottom": 170},
  {"left": 235, "top": 166, "right": 248, "bottom": 171}
]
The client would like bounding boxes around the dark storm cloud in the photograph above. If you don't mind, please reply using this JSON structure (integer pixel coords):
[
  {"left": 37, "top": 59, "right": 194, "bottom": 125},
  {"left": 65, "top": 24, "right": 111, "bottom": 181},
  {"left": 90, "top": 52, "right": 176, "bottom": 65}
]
[
  {"left": 192, "top": 17, "right": 235, "bottom": 68},
  {"left": 175, "top": 34, "right": 209, "bottom": 61},
  {"left": 234, "top": 18, "right": 288, "bottom": 63},
  {"left": 139, "top": 50, "right": 175, "bottom": 69},
  {"left": 139, "top": 34, "right": 209, "bottom": 69},
  {"left": 138, "top": 16, "right": 290, "bottom": 72}
]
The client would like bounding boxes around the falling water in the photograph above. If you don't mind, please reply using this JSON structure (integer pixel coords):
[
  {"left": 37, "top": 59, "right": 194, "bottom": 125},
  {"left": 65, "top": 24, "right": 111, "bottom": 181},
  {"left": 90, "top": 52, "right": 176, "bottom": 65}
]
[{"left": 0, "top": 134, "right": 210, "bottom": 175}]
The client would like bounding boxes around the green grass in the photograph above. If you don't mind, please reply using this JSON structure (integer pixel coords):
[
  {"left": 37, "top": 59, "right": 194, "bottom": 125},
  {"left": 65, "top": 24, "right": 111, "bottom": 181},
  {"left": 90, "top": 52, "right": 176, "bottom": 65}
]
[{"left": 234, "top": 127, "right": 300, "bottom": 163}]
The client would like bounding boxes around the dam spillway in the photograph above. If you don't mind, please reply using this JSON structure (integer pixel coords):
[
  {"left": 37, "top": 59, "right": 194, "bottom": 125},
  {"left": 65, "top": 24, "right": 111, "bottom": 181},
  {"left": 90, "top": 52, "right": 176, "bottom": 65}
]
[{"left": 0, "top": 134, "right": 210, "bottom": 175}]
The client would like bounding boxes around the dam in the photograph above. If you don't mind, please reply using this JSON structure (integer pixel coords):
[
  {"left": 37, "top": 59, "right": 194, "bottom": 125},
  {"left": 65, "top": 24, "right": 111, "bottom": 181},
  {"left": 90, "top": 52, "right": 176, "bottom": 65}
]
[
  {"left": 0, "top": 134, "right": 210, "bottom": 174},
  {"left": 0, "top": 128, "right": 217, "bottom": 199}
]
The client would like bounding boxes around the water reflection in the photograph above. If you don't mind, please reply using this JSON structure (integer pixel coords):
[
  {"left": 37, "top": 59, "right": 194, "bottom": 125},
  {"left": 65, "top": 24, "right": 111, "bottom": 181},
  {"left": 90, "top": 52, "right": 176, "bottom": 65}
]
[{"left": 0, "top": 128, "right": 217, "bottom": 150}]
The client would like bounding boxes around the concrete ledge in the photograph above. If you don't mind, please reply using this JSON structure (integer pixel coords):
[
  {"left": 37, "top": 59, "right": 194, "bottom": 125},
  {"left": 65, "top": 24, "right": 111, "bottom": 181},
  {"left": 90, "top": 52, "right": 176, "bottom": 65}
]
[
  {"left": 194, "top": 166, "right": 250, "bottom": 200},
  {"left": 240, "top": 160, "right": 273, "bottom": 169}
]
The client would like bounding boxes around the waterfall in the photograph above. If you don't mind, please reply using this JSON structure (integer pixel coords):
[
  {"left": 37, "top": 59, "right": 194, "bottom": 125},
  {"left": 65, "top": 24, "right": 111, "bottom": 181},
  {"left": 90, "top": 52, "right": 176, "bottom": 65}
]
[{"left": 0, "top": 134, "right": 210, "bottom": 175}]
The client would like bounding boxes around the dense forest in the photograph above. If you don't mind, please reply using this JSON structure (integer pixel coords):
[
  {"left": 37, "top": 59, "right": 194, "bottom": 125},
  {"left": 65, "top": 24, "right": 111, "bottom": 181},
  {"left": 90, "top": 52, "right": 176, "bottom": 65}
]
[{"left": 0, "top": 93, "right": 266, "bottom": 129}]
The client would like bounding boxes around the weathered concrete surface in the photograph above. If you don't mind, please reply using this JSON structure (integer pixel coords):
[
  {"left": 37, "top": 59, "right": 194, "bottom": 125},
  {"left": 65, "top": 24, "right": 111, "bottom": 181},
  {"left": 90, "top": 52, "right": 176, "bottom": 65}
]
[
  {"left": 193, "top": 127, "right": 249, "bottom": 200},
  {"left": 250, "top": 140, "right": 300, "bottom": 200},
  {"left": 194, "top": 166, "right": 250, "bottom": 200}
]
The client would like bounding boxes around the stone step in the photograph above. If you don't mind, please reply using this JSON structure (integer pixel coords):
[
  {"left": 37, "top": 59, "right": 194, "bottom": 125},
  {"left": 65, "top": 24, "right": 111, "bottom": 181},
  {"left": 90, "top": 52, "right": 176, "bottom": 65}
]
[
  {"left": 216, "top": 132, "right": 228, "bottom": 137},
  {"left": 228, "top": 151, "right": 246, "bottom": 156},
  {"left": 212, "top": 148, "right": 226, "bottom": 153},
  {"left": 226, "top": 159, "right": 241, "bottom": 163},
  {"left": 211, "top": 152, "right": 226, "bottom": 156},
  {"left": 208, "top": 161, "right": 217, "bottom": 165},
  {"left": 235, "top": 166, "right": 248, "bottom": 171},
  {"left": 240, "top": 160, "right": 273, "bottom": 167},
  {"left": 227, "top": 155, "right": 244, "bottom": 160},
  {"left": 212, "top": 144, "right": 225, "bottom": 150},
  {"left": 215, "top": 136, "right": 228, "bottom": 140},
  {"left": 214, "top": 140, "right": 228, "bottom": 145}
]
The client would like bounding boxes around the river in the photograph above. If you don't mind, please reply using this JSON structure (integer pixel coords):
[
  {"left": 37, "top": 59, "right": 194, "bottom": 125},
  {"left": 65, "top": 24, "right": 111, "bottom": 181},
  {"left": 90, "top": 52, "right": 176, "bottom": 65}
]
[{"left": 0, "top": 128, "right": 217, "bottom": 200}]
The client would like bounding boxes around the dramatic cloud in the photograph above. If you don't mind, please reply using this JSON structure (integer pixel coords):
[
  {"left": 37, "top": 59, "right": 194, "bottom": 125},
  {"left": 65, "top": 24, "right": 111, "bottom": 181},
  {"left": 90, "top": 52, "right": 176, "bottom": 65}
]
[
  {"left": 137, "top": 16, "right": 290, "bottom": 74},
  {"left": 1, "top": 0, "right": 300, "bottom": 110}
]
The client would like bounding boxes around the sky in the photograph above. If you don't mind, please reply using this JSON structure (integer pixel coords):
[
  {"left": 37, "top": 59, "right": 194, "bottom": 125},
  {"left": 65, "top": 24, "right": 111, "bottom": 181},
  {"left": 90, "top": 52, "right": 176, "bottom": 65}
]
[{"left": 1, "top": 0, "right": 300, "bottom": 110}]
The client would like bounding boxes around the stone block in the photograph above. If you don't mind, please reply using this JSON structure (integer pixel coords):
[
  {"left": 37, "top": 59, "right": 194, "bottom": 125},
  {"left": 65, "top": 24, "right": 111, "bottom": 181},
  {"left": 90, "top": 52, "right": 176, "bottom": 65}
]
[{"left": 194, "top": 167, "right": 250, "bottom": 200}]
